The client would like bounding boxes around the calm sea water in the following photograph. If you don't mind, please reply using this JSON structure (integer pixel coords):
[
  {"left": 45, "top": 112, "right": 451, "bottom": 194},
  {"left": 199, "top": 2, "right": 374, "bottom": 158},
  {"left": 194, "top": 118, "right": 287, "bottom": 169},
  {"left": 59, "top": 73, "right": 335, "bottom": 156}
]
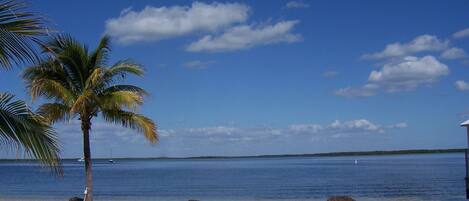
[{"left": 0, "top": 153, "right": 466, "bottom": 201}]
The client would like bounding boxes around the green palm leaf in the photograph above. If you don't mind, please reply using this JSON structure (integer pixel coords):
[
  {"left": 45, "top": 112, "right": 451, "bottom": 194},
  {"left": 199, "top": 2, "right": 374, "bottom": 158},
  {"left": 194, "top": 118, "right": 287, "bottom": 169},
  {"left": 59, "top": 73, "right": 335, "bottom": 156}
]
[
  {"left": 0, "top": 0, "right": 49, "bottom": 69},
  {"left": 0, "top": 92, "right": 61, "bottom": 174}
]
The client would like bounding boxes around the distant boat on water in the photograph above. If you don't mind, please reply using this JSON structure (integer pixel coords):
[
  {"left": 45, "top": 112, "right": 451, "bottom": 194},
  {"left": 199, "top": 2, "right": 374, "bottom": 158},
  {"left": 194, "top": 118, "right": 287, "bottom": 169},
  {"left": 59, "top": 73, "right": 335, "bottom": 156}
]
[
  {"left": 108, "top": 149, "right": 115, "bottom": 164},
  {"left": 77, "top": 157, "right": 84, "bottom": 162}
]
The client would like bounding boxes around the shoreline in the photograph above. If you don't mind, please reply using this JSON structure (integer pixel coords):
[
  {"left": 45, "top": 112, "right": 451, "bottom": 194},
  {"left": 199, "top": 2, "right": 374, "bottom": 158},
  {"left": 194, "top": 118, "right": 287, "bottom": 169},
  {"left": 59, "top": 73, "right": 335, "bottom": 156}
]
[{"left": 0, "top": 195, "right": 460, "bottom": 201}]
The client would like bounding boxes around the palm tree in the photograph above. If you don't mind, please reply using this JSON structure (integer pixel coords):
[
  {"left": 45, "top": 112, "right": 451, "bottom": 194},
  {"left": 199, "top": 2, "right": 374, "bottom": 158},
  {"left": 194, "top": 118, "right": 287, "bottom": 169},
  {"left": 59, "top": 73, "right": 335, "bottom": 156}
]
[
  {"left": 23, "top": 34, "right": 158, "bottom": 201},
  {"left": 0, "top": 0, "right": 61, "bottom": 172}
]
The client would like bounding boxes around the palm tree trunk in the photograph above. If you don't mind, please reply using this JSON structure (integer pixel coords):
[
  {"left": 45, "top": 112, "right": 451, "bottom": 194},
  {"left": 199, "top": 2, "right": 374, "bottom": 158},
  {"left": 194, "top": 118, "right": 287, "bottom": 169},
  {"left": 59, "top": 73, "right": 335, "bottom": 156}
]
[{"left": 81, "top": 119, "right": 93, "bottom": 201}]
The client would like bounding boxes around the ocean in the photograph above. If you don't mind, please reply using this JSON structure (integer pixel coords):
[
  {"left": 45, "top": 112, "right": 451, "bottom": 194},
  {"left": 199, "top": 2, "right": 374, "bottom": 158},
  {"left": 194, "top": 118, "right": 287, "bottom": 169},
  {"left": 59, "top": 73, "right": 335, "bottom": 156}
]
[{"left": 0, "top": 153, "right": 466, "bottom": 201}]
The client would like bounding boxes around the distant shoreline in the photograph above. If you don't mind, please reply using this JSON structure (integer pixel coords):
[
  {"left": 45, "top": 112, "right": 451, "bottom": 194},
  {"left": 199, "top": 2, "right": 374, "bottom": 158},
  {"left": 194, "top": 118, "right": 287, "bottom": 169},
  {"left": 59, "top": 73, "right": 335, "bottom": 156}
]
[{"left": 0, "top": 148, "right": 466, "bottom": 162}]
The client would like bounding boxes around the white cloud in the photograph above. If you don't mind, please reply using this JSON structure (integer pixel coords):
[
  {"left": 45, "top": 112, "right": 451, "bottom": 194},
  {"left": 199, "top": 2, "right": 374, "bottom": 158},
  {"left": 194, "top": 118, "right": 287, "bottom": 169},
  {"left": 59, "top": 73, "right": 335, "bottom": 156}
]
[
  {"left": 105, "top": 2, "right": 250, "bottom": 44},
  {"left": 52, "top": 119, "right": 408, "bottom": 157},
  {"left": 288, "top": 124, "right": 322, "bottom": 134},
  {"left": 186, "top": 20, "right": 301, "bottom": 52},
  {"left": 323, "top": 71, "right": 339, "bottom": 78},
  {"left": 182, "top": 60, "right": 215, "bottom": 69},
  {"left": 441, "top": 47, "right": 467, "bottom": 59},
  {"left": 167, "top": 126, "right": 281, "bottom": 143},
  {"left": 115, "top": 119, "right": 405, "bottom": 144},
  {"left": 287, "top": 119, "right": 407, "bottom": 138},
  {"left": 173, "top": 119, "right": 405, "bottom": 141},
  {"left": 368, "top": 56, "right": 449, "bottom": 92},
  {"left": 361, "top": 35, "right": 449, "bottom": 60},
  {"left": 286, "top": 1, "right": 310, "bottom": 8},
  {"left": 453, "top": 28, "right": 469, "bottom": 39},
  {"left": 328, "top": 119, "right": 383, "bottom": 133},
  {"left": 456, "top": 80, "right": 469, "bottom": 91},
  {"left": 336, "top": 56, "right": 449, "bottom": 97}
]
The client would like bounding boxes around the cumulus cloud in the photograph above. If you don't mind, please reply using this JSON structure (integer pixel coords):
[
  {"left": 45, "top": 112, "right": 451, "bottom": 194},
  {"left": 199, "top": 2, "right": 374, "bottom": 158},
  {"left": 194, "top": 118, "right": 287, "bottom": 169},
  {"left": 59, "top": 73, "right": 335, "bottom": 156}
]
[
  {"left": 453, "top": 28, "right": 469, "bottom": 39},
  {"left": 105, "top": 2, "right": 250, "bottom": 44},
  {"left": 368, "top": 56, "right": 449, "bottom": 91},
  {"left": 286, "top": 1, "right": 310, "bottom": 8},
  {"left": 456, "top": 80, "right": 469, "bottom": 91},
  {"left": 441, "top": 47, "right": 467, "bottom": 59},
  {"left": 182, "top": 60, "right": 215, "bottom": 69},
  {"left": 342, "top": 31, "right": 469, "bottom": 98},
  {"left": 186, "top": 20, "right": 302, "bottom": 52},
  {"left": 336, "top": 56, "right": 449, "bottom": 97},
  {"left": 361, "top": 35, "right": 449, "bottom": 60}
]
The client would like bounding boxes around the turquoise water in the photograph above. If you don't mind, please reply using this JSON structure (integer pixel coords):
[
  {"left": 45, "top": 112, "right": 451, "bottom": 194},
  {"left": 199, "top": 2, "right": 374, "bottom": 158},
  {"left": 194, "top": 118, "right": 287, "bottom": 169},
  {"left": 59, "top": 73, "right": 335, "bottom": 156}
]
[{"left": 0, "top": 153, "right": 466, "bottom": 201}]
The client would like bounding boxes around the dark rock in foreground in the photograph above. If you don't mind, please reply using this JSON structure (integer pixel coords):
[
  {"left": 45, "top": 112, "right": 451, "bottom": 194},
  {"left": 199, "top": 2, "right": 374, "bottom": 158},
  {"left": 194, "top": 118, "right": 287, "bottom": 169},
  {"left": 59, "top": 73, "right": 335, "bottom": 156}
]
[
  {"left": 327, "top": 196, "right": 356, "bottom": 201},
  {"left": 69, "top": 197, "right": 84, "bottom": 201}
]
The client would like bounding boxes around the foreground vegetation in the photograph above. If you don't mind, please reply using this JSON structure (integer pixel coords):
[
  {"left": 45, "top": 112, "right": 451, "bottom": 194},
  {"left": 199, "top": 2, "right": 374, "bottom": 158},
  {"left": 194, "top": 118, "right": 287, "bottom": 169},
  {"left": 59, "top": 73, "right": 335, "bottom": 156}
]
[{"left": 0, "top": 0, "right": 61, "bottom": 173}]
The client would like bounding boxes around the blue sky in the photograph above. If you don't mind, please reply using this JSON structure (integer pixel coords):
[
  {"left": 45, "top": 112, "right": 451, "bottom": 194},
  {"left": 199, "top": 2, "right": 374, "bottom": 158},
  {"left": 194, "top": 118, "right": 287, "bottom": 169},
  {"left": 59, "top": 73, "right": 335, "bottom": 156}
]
[{"left": 2, "top": 0, "right": 469, "bottom": 158}]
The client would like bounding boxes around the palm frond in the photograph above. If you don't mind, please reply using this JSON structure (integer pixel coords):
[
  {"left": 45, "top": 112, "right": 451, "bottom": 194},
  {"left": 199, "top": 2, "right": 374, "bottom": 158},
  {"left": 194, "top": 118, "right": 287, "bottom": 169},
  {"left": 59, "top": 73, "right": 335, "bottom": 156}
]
[
  {"left": 101, "top": 84, "right": 148, "bottom": 96},
  {"left": 102, "top": 109, "right": 157, "bottom": 143},
  {"left": 44, "top": 34, "right": 88, "bottom": 88},
  {"left": 0, "top": 92, "right": 62, "bottom": 174},
  {"left": 85, "top": 67, "right": 102, "bottom": 90},
  {"left": 42, "top": 34, "right": 75, "bottom": 55},
  {"left": 29, "top": 78, "right": 74, "bottom": 103},
  {"left": 0, "top": 0, "right": 48, "bottom": 68},
  {"left": 89, "top": 35, "right": 110, "bottom": 68},
  {"left": 99, "top": 91, "right": 143, "bottom": 112},
  {"left": 70, "top": 89, "right": 94, "bottom": 114},
  {"left": 102, "top": 60, "right": 144, "bottom": 85},
  {"left": 36, "top": 103, "right": 72, "bottom": 124}
]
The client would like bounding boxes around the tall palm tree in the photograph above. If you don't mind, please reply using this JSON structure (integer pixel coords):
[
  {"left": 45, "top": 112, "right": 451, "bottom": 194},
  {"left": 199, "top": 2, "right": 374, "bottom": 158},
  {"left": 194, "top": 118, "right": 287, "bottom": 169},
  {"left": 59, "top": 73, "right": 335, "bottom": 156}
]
[
  {"left": 24, "top": 34, "right": 158, "bottom": 201},
  {"left": 0, "top": 0, "right": 61, "bottom": 172}
]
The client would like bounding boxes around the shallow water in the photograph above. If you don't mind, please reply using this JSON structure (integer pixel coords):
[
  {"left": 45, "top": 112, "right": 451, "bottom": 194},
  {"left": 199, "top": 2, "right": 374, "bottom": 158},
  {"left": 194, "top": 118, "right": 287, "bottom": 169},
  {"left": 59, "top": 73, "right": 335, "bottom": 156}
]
[{"left": 0, "top": 153, "right": 466, "bottom": 201}]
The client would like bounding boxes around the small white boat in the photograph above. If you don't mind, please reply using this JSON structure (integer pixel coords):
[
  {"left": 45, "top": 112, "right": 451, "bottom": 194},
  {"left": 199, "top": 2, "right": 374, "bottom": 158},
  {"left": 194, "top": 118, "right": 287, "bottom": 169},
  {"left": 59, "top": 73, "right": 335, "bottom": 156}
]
[
  {"left": 77, "top": 158, "right": 85, "bottom": 162},
  {"left": 108, "top": 149, "right": 115, "bottom": 164}
]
